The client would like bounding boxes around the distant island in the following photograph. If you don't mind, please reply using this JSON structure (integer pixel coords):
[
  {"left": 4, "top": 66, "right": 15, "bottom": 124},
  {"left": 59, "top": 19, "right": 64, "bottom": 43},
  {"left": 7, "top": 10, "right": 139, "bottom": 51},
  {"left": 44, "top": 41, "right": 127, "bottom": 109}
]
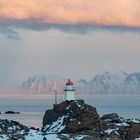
[{"left": 22, "top": 71, "right": 140, "bottom": 95}]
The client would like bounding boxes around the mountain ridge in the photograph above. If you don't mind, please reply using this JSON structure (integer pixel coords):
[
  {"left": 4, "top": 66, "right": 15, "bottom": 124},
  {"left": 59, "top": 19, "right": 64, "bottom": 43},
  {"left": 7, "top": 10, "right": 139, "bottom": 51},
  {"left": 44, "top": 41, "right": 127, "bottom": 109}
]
[{"left": 22, "top": 72, "right": 140, "bottom": 94}]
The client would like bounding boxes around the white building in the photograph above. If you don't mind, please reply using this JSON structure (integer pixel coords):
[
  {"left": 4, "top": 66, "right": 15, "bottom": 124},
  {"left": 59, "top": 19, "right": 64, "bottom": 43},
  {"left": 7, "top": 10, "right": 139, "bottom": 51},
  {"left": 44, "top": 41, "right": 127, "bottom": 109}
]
[{"left": 64, "top": 79, "right": 75, "bottom": 101}]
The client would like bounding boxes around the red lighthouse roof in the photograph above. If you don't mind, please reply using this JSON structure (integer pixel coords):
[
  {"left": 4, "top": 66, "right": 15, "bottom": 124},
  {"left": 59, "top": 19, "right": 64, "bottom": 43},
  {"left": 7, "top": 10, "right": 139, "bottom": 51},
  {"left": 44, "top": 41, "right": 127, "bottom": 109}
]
[{"left": 66, "top": 79, "right": 73, "bottom": 85}]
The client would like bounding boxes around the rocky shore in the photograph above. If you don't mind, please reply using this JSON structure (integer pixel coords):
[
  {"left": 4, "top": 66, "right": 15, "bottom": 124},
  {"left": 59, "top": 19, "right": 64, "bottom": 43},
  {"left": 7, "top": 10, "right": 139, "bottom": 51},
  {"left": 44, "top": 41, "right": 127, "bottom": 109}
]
[{"left": 0, "top": 100, "right": 140, "bottom": 140}]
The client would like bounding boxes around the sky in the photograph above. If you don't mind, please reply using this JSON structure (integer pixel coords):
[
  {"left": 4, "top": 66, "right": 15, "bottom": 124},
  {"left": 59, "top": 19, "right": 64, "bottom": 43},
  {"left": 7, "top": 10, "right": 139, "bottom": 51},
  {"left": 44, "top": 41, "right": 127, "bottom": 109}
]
[{"left": 0, "top": 0, "right": 140, "bottom": 90}]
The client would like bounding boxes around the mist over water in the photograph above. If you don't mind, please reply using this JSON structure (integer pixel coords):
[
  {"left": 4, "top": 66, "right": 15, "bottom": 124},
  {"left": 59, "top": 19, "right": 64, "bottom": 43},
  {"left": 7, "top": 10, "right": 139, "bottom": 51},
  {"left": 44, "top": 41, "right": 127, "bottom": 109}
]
[{"left": 0, "top": 93, "right": 139, "bottom": 127}]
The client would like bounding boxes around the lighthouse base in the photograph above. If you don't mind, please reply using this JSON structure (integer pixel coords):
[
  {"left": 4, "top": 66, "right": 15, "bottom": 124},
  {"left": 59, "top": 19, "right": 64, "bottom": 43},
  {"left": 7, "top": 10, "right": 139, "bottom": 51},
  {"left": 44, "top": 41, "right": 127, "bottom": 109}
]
[{"left": 64, "top": 91, "right": 75, "bottom": 101}]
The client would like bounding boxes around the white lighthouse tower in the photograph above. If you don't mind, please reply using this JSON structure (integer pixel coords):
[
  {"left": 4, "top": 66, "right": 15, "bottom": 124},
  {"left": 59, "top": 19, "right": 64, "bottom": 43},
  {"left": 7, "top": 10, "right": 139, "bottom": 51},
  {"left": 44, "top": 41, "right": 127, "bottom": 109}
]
[{"left": 64, "top": 79, "right": 75, "bottom": 101}]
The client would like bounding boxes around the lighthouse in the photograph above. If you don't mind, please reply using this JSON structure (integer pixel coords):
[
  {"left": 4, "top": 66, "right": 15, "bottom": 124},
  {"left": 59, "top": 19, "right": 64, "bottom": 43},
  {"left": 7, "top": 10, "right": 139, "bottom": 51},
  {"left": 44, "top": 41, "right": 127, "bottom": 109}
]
[{"left": 64, "top": 79, "right": 75, "bottom": 101}]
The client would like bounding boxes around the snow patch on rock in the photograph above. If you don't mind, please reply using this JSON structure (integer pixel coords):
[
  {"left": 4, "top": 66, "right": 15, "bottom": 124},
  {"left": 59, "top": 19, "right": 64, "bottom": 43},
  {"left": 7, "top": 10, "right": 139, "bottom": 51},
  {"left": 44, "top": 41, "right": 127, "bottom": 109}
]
[
  {"left": 44, "top": 116, "right": 66, "bottom": 133},
  {"left": 135, "top": 138, "right": 140, "bottom": 140},
  {"left": 104, "top": 128, "right": 118, "bottom": 135}
]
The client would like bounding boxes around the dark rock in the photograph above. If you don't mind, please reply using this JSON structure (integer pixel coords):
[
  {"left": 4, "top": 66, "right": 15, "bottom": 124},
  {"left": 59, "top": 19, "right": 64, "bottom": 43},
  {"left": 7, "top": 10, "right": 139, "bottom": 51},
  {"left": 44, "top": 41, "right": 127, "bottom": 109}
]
[
  {"left": 119, "top": 127, "right": 129, "bottom": 140},
  {"left": 5, "top": 111, "right": 20, "bottom": 114},
  {"left": 0, "top": 119, "right": 37, "bottom": 139},
  {"left": 43, "top": 137, "right": 47, "bottom": 140},
  {"left": 101, "top": 113, "right": 119, "bottom": 120},
  {"left": 77, "top": 130, "right": 101, "bottom": 139},
  {"left": 110, "top": 119, "right": 122, "bottom": 123},
  {"left": 126, "top": 123, "right": 140, "bottom": 140},
  {"left": 0, "top": 119, "right": 30, "bottom": 134},
  {"left": 42, "top": 100, "right": 100, "bottom": 133},
  {"left": 99, "top": 119, "right": 107, "bottom": 130},
  {"left": 107, "top": 131, "right": 121, "bottom": 140}
]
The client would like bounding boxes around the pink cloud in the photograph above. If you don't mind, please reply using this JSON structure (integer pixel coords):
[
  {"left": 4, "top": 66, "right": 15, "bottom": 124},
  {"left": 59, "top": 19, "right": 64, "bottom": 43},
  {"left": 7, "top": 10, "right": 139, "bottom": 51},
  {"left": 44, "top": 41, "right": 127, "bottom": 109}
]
[{"left": 0, "top": 0, "right": 140, "bottom": 27}]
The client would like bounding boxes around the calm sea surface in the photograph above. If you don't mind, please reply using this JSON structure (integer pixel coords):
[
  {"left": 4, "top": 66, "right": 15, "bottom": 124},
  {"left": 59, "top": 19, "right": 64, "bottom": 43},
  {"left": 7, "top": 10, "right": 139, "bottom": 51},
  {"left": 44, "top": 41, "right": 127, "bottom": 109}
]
[{"left": 0, "top": 95, "right": 139, "bottom": 127}]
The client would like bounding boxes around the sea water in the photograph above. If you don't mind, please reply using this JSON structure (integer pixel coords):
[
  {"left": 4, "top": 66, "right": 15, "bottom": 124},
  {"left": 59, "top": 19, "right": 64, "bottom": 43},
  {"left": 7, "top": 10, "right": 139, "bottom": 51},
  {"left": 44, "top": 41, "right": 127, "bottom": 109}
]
[{"left": 0, "top": 94, "right": 139, "bottom": 127}]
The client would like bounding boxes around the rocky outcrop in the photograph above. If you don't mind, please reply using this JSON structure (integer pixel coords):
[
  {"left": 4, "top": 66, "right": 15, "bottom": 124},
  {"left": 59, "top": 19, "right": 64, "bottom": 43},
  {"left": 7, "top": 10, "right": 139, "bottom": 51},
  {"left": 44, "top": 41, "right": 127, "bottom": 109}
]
[
  {"left": 0, "top": 118, "right": 140, "bottom": 140},
  {"left": 0, "top": 119, "right": 32, "bottom": 139},
  {"left": 101, "top": 113, "right": 119, "bottom": 120},
  {"left": 5, "top": 111, "right": 20, "bottom": 114},
  {"left": 0, "top": 119, "right": 57, "bottom": 140},
  {"left": 127, "top": 123, "right": 140, "bottom": 140},
  {"left": 101, "top": 116, "right": 140, "bottom": 140},
  {"left": 42, "top": 100, "right": 140, "bottom": 139},
  {"left": 42, "top": 100, "right": 100, "bottom": 133},
  {"left": 0, "top": 100, "right": 140, "bottom": 139}
]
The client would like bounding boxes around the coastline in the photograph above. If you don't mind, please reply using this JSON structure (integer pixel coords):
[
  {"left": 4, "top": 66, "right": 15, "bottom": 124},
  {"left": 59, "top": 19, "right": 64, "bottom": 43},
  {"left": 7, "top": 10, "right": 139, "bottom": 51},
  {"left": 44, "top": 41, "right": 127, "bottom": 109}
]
[
  {"left": 0, "top": 99, "right": 140, "bottom": 140},
  {"left": 0, "top": 94, "right": 140, "bottom": 128}
]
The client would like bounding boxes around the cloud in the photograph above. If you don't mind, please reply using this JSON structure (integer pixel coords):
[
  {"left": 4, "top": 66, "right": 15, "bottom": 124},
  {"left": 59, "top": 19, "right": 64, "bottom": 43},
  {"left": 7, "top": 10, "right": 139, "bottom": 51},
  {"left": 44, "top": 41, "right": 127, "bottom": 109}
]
[
  {"left": 0, "top": 0, "right": 140, "bottom": 36},
  {"left": 0, "top": 0, "right": 140, "bottom": 26}
]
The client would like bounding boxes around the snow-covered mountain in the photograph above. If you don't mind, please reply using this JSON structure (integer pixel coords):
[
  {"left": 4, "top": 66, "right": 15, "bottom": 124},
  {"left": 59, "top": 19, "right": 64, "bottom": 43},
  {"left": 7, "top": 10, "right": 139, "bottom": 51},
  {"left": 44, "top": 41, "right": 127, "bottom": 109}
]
[
  {"left": 22, "top": 72, "right": 140, "bottom": 94},
  {"left": 22, "top": 74, "right": 66, "bottom": 93},
  {"left": 121, "top": 73, "right": 140, "bottom": 94},
  {"left": 87, "top": 71, "right": 128, "bottom": 94},
  {"left": 75, "top": 79, "right": 89, "bottom": 94}
]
